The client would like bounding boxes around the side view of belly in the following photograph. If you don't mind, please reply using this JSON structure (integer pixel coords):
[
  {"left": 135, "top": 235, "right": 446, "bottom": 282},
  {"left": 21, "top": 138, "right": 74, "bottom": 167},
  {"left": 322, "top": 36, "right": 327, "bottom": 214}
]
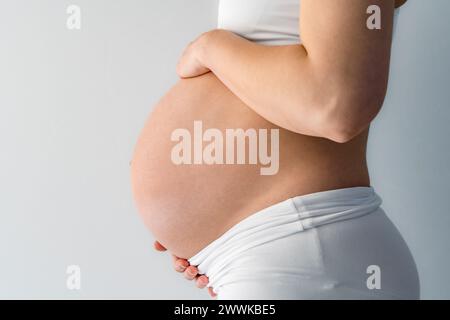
[{"left": 130, "top": 72, "right": 370, "bottom": 259}]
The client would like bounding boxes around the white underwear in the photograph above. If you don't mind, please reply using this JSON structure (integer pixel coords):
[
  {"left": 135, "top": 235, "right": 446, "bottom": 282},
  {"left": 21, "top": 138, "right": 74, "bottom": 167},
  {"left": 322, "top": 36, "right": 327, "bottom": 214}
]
[{"left": 188, "top": 186, "right": 420, "bottom": 299}]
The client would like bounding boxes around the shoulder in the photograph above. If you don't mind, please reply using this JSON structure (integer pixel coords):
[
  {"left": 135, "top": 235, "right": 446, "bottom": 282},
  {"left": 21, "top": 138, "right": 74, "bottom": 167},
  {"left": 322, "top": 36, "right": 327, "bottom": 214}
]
[{"left": 395, "top": 0, "right": 408, "bottom": 9}]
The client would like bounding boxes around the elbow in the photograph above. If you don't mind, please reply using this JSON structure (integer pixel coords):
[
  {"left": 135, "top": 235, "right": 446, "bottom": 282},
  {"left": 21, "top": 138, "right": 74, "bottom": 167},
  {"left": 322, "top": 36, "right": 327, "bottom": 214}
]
[
  {"left": 325, "top": 117, "right": 361, "bottom": 143},
  {"left": 326, "top": 107, "right": 363, "bottom": 143},
  {"left": 320, "top": 90, "right": 385, "bottom": 144},
  {"left": 327, "top": 126, "right": 358, "bottom": 144}
]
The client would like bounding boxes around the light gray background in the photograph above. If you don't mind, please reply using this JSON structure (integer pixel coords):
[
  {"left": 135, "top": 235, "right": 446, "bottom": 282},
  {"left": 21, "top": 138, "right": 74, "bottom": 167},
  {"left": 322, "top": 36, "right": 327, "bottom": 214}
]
[{"left": 0, "top": 0, "right": 449, "bottom": 299}]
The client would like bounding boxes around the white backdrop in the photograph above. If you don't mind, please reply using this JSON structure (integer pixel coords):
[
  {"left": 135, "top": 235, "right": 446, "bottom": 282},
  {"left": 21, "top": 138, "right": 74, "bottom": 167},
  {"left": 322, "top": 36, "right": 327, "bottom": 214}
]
[{"left": 0, "top": 0, "right": 449, "bottom": 299}]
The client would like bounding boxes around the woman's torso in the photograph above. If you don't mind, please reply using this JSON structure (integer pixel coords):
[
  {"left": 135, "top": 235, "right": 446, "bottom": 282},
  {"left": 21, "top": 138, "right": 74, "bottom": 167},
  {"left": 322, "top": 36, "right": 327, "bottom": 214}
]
[{"left": 131, "top": 0, "right": 402, "bottom": 258}]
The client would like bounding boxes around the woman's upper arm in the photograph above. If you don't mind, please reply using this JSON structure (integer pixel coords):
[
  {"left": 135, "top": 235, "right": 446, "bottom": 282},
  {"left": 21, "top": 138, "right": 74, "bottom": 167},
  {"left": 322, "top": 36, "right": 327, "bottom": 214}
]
[{"left": 299, "top": 0, "right": 398, "bottom": 139}]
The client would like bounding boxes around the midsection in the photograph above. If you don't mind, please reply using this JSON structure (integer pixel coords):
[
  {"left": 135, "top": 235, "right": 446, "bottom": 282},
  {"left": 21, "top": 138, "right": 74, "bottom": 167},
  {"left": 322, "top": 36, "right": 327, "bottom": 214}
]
[{"left": 130, "top": 72, "right": 370, "bottom": 259}]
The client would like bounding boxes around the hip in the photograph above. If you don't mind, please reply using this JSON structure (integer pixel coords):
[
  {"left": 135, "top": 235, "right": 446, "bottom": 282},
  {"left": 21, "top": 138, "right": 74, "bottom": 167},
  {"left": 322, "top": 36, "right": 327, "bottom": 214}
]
[{"left": 188, "top": 186, "right": 420, "bottom": 300}]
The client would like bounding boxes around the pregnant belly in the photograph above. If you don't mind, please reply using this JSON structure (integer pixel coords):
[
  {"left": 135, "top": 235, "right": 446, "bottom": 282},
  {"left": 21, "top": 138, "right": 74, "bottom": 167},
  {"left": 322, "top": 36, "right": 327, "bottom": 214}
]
[{"left": 130, "top": 72, "right": 369, "bottom": 259}]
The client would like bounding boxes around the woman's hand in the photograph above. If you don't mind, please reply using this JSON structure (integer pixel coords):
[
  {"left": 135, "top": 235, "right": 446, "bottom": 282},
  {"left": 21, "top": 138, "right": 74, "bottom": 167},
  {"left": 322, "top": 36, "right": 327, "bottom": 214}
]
[
  {"left": 176, "top": 32, "right": 214, "bottom": 79},
  {"left": 153, "top": 241, "right": 217, "bottom": 298}
]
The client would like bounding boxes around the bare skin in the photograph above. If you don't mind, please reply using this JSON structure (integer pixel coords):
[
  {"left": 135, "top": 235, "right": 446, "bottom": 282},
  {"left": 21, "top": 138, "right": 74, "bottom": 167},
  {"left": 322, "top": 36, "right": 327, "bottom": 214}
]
[
  {"left": 133, "top": 0, "right": 408, "bottom": 296},
  {"left": 132, "top": 72, "right": 370, "bottom": 255}
]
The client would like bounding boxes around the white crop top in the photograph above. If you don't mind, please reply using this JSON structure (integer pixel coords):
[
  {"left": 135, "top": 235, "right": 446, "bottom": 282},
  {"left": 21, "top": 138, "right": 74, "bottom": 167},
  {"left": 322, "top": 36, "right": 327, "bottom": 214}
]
[{"left": 218, "top": 0, "right": 401, "bottom": 46}]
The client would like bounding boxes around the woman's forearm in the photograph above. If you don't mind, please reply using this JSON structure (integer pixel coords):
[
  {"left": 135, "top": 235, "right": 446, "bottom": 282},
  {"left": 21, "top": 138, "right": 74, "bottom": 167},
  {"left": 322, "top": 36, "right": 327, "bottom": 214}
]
[
  {"left": 197, "top": 30, "right": 347, "bottom": 141},
  {"left": 195, "top": 25, "right": 393, "bottom": 143},
  {"left": 187, "top": 1, "right": 397, "bottom": 143}
]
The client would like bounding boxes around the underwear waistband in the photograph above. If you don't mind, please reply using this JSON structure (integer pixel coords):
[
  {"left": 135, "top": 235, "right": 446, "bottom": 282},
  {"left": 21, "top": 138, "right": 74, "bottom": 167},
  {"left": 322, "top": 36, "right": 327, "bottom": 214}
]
[{"left": 187, "top": 186, "right": 382, "bottom": 280}]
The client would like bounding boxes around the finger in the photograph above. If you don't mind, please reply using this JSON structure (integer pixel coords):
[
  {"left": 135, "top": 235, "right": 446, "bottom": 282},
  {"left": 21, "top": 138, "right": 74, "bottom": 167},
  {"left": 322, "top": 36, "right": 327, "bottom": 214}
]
[
  {"left": 171, "top": 254, "right": 188, "bottom": 263},
  {"left": 171, "top": 254, "right": 189, "bottom": 272},
  {"left": 173, "top": 258, "right": 189, "bottom": 273},
  {"left": 184, "top": 265, "right": 198, "bottom": 280},
  {"left": 153, "top": 241, "right": 167, "bottom": 252},
  {"left": 195, "top": 275, "right": 209, "bottom": 289},
  {"left": 208, "top": 287, "right": 217, "bottom": 299}
]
